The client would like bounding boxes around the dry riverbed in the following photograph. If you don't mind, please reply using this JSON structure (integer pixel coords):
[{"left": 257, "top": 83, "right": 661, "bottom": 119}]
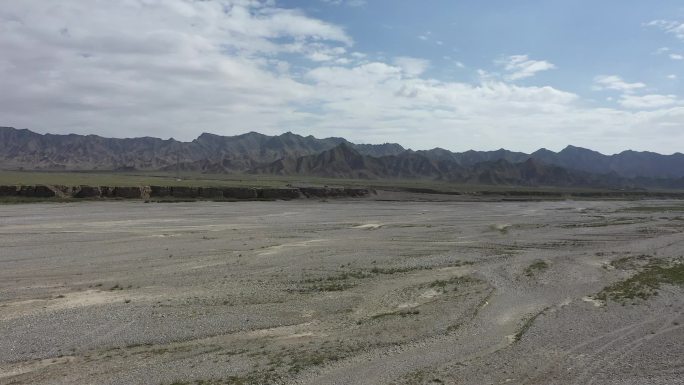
[{"left": 0, "top": 199, "right": 683, "bottom": 385}]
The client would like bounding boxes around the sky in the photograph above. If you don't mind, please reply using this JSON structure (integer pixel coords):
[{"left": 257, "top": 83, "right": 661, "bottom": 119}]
[{"left": 1, "top": 0, "right": 684, "bottom": 154}]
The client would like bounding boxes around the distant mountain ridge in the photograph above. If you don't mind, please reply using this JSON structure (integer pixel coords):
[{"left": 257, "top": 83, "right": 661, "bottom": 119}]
[
  {"left": 1, "top": 126, "right": 683, "bottom": 189},
  {"left": 252, "top": 143, "right": 643, "bottom": 189},
  {"left": 0, "top": 127, "right": 405, "bottom": 172}
]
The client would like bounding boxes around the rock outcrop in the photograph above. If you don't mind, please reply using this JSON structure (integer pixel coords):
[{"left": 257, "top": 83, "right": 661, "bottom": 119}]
[
  {"left": 259, "top": 188, "right": 301, "bottom": 200},
  {"left": 0, "top": 185, "right": 373, "bottom": 200},
  {"left": 74, "top": 186, "right": 103, "bottom": 198},
  {"left": 299, "top": 187, "right": 373, "bottom": 198},
  {"left": 0, "top": 185, "right": 18, "bottom": 196},
  {"left": 223, "top": 187, "right": 258, "bottom": 200},
  {"left": 17, "top": 185, "right": 56, "bottom": 198}
]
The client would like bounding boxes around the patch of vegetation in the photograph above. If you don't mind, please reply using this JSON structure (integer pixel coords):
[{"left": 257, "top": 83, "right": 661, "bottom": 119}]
[
  {"left": 301, "top": 271, "right": 373, "bottom": 283},
  {"left": 370, "top": 309, "right": 420, "bottom": 320},
  {"left": 524, "top": 260, "right": 549, "bottom": 277},
  {"left": 561, "top": 217, "right": 647, "bottom": 228},
  {"left": 428, "top": 275, "right": 477, "bottom": 292},
  {"left": 403, "top": 369, "right": 429, "bottom": 385},
  {"left": 514, "top": 307, "right": 549, "bottom": 342},
  {"left": 618, "top": 205, "right": 684, "bottom": 213},
  {"left": 296, "top": 281, "right": 355, "bottom": 293},
  {"left": 608, "top": 254, "right": 653, "bottom": 270},
  {"left": 285, "top": 351, "right": 337, "bottom": 374},
  {"left": 1, "top": 170, "right": 612, "bottom": 195},
  {"left": 108, "top": 283, "right": 132, "bottom": 291},
  {"left": 295, "top": 263, "right": 471, "bottom": 293},
  {"left": 264, "top": 344, "right": 358, "bottom": 376},
  {"left": 0, "top": 197, "right": 74, "bottom": 204},
  {"left": 401, "top": 369, "right": 445, "bottom": 385},
  {"left": 595, "top": 260, "right": 684, "bottom": 304},
  {"left": 127, "top": 344, "right": 195, "bottom": 357},
  {"left": 168, "top": 371, "right": 283, "bottom": 385},
  {"left": 464, "top": 243, "right": 525, "bottom": 255},
  {"left": 369, "top": 265, "right": 428, "bottom": 275}
]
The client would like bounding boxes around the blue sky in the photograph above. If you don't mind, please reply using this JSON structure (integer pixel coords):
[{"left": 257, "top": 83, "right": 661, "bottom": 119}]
[
  {"left": 1, "top": 0, "right": 683, "bottom": 154},
  {"left": 290, "top": 0, "right": 683, "bottom": 102}
]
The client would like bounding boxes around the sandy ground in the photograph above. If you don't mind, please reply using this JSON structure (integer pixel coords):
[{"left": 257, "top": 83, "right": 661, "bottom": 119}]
[{"left": 0, "top": 198, "right": 683, "bottom": 385}]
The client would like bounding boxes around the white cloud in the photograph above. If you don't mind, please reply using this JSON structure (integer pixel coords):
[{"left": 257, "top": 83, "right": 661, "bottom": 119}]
[
  {"left": 647, "top": 20, "right": 684, "bottom": 40},
  {"left": 418, "top": 31, "right": 432, "bottom": 41},
  {"left": 0, "top": 1, "right": 683, "bottom": 154},
  {"left": 300, "top": 60, "right": 684, "bottom": 153},
  {"left": 306, "top": 62, "right": 402, "bottom": 86},
  {"left": 619, "top": 94, "right": 680, "bottom": 109},
  {"left": 321, "top": 0, "right": 367, "bottom": 7},
  {"left": 670, "top": 53, "right": 684, "bottom": 60},
  {"left": 305, "top": 45, "right": 347, "bottom": 62},
  {"left": 668, "top": 74, "right": 678, "bottom": 80},
  {"left": 593, "top": 75, "right": 646, "bottom": 93},
  {"left": 308, "top": 52, "right": 334, "bottom": 62},
  {"left": 500, "top": 55, "right": 556, "bottom": 81},
  {"left": 0, "top": 0, "right": 349, "bottom": 139},
  {"left": 393, "top": 57, "right": 430, "bottom": 77}
]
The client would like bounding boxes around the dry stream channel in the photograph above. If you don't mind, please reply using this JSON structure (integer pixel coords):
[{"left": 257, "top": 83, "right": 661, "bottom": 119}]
[{"left": 0, "top": 199, "right": 683, "bottom": 384}]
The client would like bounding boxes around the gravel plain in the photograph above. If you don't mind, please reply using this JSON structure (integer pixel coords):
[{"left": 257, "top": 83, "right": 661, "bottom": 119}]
[{"left": 0, "top": 196, "right": 683, "bottom": 385}]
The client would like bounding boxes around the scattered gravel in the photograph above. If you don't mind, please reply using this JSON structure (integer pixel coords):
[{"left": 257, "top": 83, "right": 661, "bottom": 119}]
[{"left": 0, "top": 199, "right": 682, "bottom": 385}]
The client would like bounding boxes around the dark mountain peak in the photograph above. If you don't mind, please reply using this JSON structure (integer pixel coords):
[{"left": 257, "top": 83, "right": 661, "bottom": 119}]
[
  {"left": 352, "top": 141, "right": 406, "bottom": 157},
  {"left": 236, "top": 131, "right": 267, "bottom": 139},
  {"left": 326, "top": 142, "right": 360, "bottom": 156},
  {"left": 619, "top": 149, "right": 638, "bottom": 154},
  {"left": 278, "top": 131, "right": 300, "bottom": 138},
  {"left": 560, "top": 145, "right": 602, "bottom": 156},
  {"left": 617, "top": 149, "right": 662, "bottom": 156},
  {"left": 1, "top": 126, "right": 39, "bottom": 136},
  {"left": 532, "top": 148, "right": 555, "bottom": 156},
  {"left": 1, "top": 126, "right": 684, "bottom": 184},
  {"left": 418, "top": 147, "right": 454, "bottom": 158},
  {"left": 196, "top": 132, "right": 219, "bottom": 140},
  {"left": 1, "top": 126, "right": 24, "bottom": 132}
]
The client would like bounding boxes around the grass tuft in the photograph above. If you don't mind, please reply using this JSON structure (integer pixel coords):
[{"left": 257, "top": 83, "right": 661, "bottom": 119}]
[
  {"left": 524, "top": 260, "right": 549, "bottom": 277},
  {"left": 596, "top": 259, "right": 684, "bottom": 304}
]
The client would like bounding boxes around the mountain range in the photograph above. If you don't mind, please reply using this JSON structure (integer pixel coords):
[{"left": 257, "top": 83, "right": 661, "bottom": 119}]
[{"left": 1, "top": 126, "right": 683, "bottom": 189}]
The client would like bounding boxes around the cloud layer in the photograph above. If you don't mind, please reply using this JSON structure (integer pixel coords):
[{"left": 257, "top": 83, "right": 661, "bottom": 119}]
[
  {"left": 0, "top": 1, "right": 683, "bottom": 154},
  {"left": 501, "top": 55, "right": 556, "bottom": 81}
]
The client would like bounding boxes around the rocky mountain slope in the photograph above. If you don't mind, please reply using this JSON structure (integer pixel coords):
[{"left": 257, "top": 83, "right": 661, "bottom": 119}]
[
  {"left": 0, "top": 127, "right": 403, "bottom": 172},
  {"left": 1, "top": 126, "right": 683, "bottom": 188},
  {"left": 253, "top": 144, "right": 644, "bottom": 188}
]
